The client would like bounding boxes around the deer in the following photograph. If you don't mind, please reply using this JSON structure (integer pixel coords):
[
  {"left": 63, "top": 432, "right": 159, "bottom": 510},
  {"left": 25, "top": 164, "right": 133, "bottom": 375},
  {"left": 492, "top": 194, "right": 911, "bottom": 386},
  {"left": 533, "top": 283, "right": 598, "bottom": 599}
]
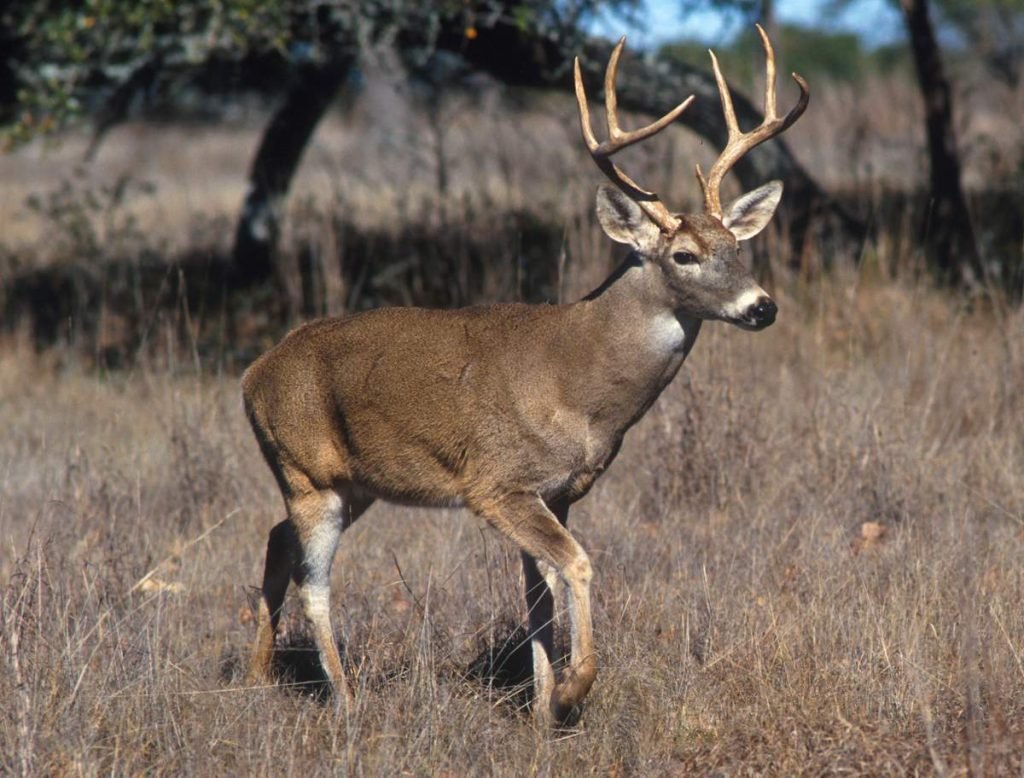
[{"left": 242, "top": 25, "right": 808, "bottom": 726}]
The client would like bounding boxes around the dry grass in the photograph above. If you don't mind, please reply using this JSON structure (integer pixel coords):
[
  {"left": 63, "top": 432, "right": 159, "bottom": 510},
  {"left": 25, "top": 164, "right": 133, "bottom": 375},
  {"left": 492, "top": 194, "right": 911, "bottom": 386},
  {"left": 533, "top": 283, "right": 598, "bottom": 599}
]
[
  {"left": 2, "top": 49, "right": 1023, "bottom": 775},
  {"left": 2, "top": 57, "right": 1021, "bottom": 261},
  {"left": 1, "top": 264, "right": 1022, "bottom": 774}
]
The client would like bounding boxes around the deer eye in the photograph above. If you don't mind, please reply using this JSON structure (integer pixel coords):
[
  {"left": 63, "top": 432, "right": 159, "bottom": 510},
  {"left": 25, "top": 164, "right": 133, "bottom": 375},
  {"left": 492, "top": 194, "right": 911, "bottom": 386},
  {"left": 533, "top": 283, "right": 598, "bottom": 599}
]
[{"left": 673, "top": 251, "right": 699, "bottom": 265}]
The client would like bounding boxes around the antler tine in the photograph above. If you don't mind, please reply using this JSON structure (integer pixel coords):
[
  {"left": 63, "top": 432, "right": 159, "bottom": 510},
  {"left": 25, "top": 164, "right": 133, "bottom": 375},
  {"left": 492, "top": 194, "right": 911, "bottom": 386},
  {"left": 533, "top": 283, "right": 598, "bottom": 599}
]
[
  {"left": 574, "top": 37, "right": 694, "bottom": 234},
  {"left": 604, "top": 39, "right": 624, "bottom": 138},
  {"left": 698, "top": 24, "right": 810, "bottom": 219},
  {"left": 760, "top": 25, "right": 777, "bottom": 121},
  {"left": 709, "top": 48, "right": 741, "bottom": 142}
]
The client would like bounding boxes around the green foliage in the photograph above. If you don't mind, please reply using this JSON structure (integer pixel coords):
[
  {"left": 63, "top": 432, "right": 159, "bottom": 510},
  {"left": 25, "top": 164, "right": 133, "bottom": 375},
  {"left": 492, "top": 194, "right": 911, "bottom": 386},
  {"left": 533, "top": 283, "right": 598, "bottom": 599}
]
[
  {"left": 4, "top": 0, "right": 292, "bottom": 148},
  {"left": 3, "top": 0, "right": 619, "bottom": 149},
  {"left": 776, "top": 26, "right": 864, "bottom": 82},
  {"left": 932, "top": 0, "right": 1024, "bottom": 83},
  {"left": 869, "top": 41, "right": 912, "bottom": 73},
  {"left": 658, "top": 22, "right": 914, "bottom": 84},
  {"left": 826, "top": 0, "right": 1024, "bottom": 83},
  {"left": 674, "top": 0, "right": 762, "bottom": 24}
]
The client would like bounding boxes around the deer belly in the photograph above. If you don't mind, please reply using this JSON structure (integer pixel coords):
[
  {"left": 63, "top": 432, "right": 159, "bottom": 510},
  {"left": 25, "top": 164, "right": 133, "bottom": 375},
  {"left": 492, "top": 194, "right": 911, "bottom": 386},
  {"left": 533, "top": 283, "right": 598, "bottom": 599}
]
[
  {"left": 533, "top": 426, "right": 619, "bottom": 502},
  {"left": 343, "top": 428, "right": 468, "bottom": 508}
]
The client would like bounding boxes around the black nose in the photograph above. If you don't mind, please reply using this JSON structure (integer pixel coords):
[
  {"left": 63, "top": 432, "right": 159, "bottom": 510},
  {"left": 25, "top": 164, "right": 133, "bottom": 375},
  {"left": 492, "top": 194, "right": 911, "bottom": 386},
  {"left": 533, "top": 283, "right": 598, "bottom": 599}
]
[{"left": 750, "top": 298, "right": 777, "bottom": 327}]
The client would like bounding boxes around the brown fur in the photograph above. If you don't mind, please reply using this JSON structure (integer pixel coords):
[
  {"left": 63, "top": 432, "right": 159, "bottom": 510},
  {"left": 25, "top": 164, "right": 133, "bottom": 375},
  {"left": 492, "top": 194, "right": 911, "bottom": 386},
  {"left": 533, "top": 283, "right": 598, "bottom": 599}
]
[
  {"left": 244, "top": 35, "right": 804, "bottom": 724},
  {"left": 243, "top": 179, "right": 784, "bottom": 726}
]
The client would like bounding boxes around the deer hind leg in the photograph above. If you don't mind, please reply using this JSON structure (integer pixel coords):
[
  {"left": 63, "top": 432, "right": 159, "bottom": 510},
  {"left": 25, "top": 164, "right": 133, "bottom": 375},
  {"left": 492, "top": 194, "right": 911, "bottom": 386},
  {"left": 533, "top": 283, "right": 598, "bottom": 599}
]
[
  {"left": 477, "top": 493, "right": 596, "bottom": 726},
  {"left": 290, "top": 488, "right": 376, "bottom": 704},
  {"left": 249, "top": 487, "right": 374, "bottom": 702},
  {"left": 289, "top": 490, "right": 349, "bottom": 703}
]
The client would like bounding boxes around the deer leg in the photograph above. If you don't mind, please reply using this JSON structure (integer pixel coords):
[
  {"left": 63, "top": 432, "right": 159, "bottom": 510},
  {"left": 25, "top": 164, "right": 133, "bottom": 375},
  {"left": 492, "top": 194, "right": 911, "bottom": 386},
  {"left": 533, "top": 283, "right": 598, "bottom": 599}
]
[
  {"left": 539, "top": 498, "right": 569, "bottom": 635},
  {"left": 538, "top": 498, "right": 595, "bottom": 723},
  {"left": 521, "top": 552, "right": 556, "bottom": 721},
  {"left": 285, "top": 488, "right": 374, "bottom": 703},
  {"left": 519, "top": 497, "right": 570, "bottom": 720},
  {"left": 551, "top": 553, "right": 595, "bottom": 724},
  {"left": 248, "top": 518, "right": 296, "bottom": 685},
  {"left": 475, "top": 492, "right": 596, "bottom": 726}
]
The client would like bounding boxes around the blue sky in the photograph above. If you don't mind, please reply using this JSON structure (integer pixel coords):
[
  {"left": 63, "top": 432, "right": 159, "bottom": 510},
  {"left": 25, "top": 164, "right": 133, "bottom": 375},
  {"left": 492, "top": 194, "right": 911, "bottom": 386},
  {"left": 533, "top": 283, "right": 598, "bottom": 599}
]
[{"left": 590, "top": 0, "right": 906, "bottom": 49}]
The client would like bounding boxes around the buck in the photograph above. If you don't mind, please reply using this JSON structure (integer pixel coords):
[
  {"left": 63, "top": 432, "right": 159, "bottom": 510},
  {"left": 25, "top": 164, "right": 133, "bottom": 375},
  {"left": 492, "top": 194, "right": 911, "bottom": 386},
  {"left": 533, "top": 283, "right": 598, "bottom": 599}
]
[{"left": 243, "top": 26, "right": 808, "bottom": 726}]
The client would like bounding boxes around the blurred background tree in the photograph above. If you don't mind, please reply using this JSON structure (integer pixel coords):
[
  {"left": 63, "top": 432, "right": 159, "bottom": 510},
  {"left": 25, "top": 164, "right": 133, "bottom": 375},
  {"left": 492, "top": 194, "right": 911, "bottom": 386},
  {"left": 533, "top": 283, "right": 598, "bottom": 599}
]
[
  {"left": 2, "top": 0, "right": 858, "bottom": 287},
  {"left": 2, "top": 2, "right": 602, "bottom": 284},
  {"left": 1, "top": 0, "right": 1021, "bottom": 305},
  {"left": 671, "top": 0, "right": 991, "bottom": 284},
  {"left": 898, "top": 0, "right": 980, "bottom": 286},
  {"left": 932, "top": 0, "right": 1024, "bottom": 86},
  {"left": 2, "top": 0, "right": 293, "bottom": 147}
]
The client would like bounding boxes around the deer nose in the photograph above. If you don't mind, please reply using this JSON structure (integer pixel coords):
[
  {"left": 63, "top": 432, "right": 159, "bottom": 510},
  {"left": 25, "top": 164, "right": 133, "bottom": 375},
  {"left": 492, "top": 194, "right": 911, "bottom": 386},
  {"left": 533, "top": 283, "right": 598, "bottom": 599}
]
[{"left": 749, "top": 298, "right": 777, "bottom": 328}]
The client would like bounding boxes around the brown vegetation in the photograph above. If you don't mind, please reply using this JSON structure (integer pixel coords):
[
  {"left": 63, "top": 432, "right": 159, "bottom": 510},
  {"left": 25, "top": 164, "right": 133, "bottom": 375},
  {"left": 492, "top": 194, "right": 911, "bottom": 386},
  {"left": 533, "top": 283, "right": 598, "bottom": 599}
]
[
  {"left": 1, "top": 61, "right": 1023, "bottom": 773},
  {"left": 2, "top": 264, "right": 1023, "bottom": 773}
]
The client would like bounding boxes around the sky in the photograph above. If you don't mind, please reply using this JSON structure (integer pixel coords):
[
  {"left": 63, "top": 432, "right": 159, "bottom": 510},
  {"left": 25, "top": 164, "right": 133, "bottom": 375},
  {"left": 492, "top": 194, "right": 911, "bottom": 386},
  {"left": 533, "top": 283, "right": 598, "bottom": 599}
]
[{"left": 590, "top": 0, "right": 907, "bottom": 49}]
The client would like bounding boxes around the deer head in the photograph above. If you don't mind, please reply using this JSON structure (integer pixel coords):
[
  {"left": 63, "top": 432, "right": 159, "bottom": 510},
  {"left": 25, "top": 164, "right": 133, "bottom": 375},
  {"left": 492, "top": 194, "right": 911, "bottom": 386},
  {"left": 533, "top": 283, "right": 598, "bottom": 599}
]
[{"left": 574, "top": 26, "right": 809, "bottom": 330}]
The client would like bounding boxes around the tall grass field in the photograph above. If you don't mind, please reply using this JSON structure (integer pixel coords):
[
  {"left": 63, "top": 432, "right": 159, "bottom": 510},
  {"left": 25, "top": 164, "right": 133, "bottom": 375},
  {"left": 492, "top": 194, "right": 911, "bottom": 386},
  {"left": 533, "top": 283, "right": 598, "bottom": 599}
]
[{"left": 1, "top": 58, "right": 1023, "bottom": 773}]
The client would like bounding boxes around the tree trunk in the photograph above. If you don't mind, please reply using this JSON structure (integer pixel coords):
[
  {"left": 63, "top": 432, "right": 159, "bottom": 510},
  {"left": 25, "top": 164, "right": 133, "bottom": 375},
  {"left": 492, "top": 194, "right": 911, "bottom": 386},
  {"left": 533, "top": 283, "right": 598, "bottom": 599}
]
[
  {"left": 85, "top": 58, "right": 161, "bottom": 162},
  {"left": 230, "top": 54, "right": 353, "bottom": 287},
  {"left": 427, "top": 21, "right": 864, "bottom": 262},
  {"left": 900, "top": 0, "right": 982, "bottom": 286},
  {"left": 227, "top": 18, "right": 863, "bottom": 287}
]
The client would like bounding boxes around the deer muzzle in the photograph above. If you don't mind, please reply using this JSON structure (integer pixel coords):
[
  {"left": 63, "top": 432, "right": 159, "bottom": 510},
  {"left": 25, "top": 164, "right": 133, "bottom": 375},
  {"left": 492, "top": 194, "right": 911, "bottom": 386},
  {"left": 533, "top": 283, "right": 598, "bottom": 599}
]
[
  {"left": 722, "top": 288, "right": 778, "bottom": 330},
  {"left": 747, "top": 297, "right": 777, "bottom": 329}
]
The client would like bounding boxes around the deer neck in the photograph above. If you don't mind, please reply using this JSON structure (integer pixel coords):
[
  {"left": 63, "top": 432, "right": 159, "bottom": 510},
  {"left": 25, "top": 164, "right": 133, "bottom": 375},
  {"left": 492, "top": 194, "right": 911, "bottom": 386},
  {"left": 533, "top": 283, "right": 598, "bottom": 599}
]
[
  {"left": 561, "top": 254, "right": 702, "bottom": 427},
  {"left": 585, "top": 252, "right": 703, "bottom": 354}
]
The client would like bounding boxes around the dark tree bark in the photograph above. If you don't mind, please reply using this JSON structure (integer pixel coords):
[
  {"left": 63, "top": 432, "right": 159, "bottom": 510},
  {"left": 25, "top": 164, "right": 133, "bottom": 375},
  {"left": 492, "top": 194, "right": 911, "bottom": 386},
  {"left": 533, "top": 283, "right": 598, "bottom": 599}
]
[
  {"left": 230, "top": 54, "right": 353, "bottom": 287},
  {"left": 228, "top": 15, "right": 862, "bottom": 287},
  {"left": 423, "top": 20, "right": 863, "bottom": 263},
  {"left": 84, "top": 59, "right": 162, "bottom": 162},
  {"left": 900, "top": 0, "right": 982, "bottom": 286}
]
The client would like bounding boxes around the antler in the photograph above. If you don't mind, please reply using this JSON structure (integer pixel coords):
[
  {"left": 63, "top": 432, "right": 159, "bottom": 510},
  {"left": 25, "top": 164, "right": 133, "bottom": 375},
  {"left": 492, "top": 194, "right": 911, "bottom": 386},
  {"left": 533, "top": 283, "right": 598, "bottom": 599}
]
[
  {"left": 697, "top": 24, "right": 810, "bottom": 219},
  {"left": 574, "top": 38, "right": 694, "bottom": 234}
]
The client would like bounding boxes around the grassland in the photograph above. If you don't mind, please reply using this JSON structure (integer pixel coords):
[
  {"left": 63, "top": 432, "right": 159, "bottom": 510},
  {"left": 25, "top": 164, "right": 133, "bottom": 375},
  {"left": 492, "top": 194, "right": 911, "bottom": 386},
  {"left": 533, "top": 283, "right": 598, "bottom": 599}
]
[{"left": 1, "top": 61, "right": 1023, "bottom": 775}]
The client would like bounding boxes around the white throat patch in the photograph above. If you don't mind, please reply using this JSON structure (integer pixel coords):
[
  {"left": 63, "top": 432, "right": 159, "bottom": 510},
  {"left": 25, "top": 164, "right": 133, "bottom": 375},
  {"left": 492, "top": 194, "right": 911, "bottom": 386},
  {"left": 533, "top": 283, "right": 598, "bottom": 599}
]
[{"left": 648, "top": 312, "right": 695, "bottom": 354}]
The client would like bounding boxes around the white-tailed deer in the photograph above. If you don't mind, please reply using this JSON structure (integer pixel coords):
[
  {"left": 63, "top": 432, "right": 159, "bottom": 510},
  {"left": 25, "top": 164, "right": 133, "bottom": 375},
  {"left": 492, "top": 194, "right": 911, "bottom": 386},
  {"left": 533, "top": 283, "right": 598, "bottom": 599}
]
[{"left": 243, "top": 26, "right": 808, "bottom": 726}]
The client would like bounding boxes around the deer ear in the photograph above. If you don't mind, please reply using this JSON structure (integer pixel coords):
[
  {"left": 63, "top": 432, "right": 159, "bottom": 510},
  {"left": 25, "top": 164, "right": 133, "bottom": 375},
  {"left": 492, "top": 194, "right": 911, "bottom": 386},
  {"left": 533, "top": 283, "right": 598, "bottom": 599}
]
[
  {"left": 596, "top": 185, "right": 660, "bottom": 248},
  {"left": 723, "top": 180, "right": 783, "bottom": 241}
]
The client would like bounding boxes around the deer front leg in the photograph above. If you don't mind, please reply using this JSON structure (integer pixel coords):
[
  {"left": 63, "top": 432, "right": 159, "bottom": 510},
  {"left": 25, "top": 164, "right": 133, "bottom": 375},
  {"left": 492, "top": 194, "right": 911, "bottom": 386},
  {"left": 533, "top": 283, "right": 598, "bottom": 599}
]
[
  {"left": 475, "top": 492, "right": 597, "bottom": 726},
  {"left": 521, "top": 552, "right": 556, "bottom": 724}
]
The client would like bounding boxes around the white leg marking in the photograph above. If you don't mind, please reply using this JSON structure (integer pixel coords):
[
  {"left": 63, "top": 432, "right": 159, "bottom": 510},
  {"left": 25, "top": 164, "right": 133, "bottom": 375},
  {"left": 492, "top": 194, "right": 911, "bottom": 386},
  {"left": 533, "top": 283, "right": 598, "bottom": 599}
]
[
  {"left": 301, "top": 492, "right": 344, "bottom": 584},
  {"left": 562, "top": 552, "right": 593, "bottom": 658},
  {"left": 301, "top": 582, "right": 332, "bottom": 622},
  {"left": 538, "top": 559, "right": 563, "bottom": 612}
]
